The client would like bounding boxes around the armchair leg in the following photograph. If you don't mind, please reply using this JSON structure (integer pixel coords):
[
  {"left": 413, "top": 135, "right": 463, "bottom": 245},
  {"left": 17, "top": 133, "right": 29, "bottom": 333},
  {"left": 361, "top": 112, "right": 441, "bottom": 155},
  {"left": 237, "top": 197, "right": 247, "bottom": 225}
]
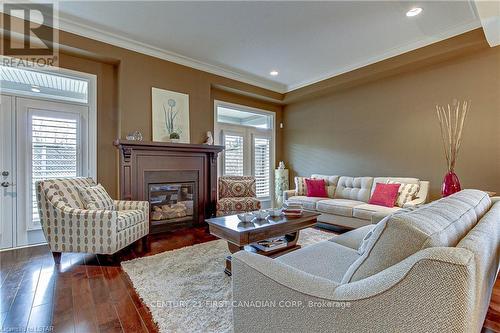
[
  {"left": 52, "top": 252, "right": 62, "bottom": 264},
  {"left": 141, "top": 235, "right": 149, "bottom": 252}
]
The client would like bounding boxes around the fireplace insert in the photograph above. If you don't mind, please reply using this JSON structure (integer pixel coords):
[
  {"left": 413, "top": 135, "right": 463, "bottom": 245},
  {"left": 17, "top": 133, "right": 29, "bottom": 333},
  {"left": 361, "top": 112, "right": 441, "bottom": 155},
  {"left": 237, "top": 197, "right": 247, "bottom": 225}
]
[
  {"left": 149, "top": 182, "right": 197, "bottom": 226},
  {"left": 144, "top": 170, "right": 200, "bottom": 233}
]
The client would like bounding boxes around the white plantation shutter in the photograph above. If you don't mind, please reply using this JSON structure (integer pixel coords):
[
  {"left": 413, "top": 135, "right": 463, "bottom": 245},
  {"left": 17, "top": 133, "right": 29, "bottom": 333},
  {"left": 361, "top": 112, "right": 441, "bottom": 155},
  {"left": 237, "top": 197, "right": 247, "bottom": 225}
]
[
  {"left": 31, "top": 114, "right": 80, "bottom": 224},
  {"left": 254, "top": 137, "right": 270, "bottom": 198},
  {"left": 223, "top": 134, "right": 244, "bottom": 176}
]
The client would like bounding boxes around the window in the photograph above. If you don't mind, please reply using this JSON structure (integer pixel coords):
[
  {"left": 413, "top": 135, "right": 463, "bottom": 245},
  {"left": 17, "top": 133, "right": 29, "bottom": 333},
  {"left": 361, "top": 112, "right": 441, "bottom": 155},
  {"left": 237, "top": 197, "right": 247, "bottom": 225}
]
[
  {"left": 223, "top": 134, "right": 244, "bottom": 176},
  {"left": 30, "top": 114, "right": 80, "bottom": 224},
  {"left": 215, "top": 102, "right": 274, "bottom": 205},
  {"left": 254, "top": 137, "right": 270, "bottom": 198}
]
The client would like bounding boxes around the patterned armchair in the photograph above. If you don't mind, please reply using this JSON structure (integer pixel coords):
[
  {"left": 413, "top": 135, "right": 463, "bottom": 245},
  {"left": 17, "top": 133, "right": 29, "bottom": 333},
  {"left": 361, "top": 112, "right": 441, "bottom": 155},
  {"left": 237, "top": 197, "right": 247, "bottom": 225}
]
[
  {"left": 216, "top": 176, "right": 261, "bottom": 217},
  {"left": 36, "top": 177, "right": 149, "bottom": 263}
]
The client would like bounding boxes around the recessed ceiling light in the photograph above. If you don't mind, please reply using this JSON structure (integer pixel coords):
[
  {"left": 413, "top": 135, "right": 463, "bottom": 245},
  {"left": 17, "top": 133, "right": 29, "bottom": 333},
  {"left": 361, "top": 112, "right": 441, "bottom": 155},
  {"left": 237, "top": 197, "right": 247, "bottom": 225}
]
[
  {"left": 31, "top": 86, "right": 40, "bottom": 93},
  {"left": 269, "top": 70, "right": 279, "bottom": 76},
  {"left": 406, "top": 7, "right": 422, "bottom": 17}
]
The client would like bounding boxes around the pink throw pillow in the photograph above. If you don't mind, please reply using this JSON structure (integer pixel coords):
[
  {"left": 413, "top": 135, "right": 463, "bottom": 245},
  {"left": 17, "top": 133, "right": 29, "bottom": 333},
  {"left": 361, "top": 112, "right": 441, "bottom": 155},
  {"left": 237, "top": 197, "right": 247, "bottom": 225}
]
[
  {"left": 368, "top": 183, "right": 401, "bottom": 207},
  {"left": 305, "top": 178, "right": 328, "bottom": 198}
]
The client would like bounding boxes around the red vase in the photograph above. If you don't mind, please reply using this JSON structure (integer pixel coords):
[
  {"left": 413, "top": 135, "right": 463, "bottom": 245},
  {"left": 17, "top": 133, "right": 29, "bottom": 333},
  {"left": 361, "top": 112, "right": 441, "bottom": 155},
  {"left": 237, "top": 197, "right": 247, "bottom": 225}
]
[{"left": 442, "top": 171, "right": 461, "bottom": 197}]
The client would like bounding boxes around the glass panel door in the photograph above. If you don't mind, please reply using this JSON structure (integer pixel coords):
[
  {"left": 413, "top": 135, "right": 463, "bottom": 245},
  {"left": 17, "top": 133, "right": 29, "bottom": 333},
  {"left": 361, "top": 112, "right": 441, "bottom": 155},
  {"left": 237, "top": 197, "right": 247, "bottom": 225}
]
[{"left": 16, "top": 97, "right": 89, "bottom": 246}]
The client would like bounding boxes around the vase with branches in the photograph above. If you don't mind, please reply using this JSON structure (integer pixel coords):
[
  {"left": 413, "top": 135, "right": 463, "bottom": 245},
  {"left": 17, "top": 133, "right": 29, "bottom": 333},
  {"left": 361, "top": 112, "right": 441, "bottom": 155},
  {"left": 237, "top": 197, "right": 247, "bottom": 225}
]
[{"left": 436, "top": 99, "right": 470, "bottom": 197}]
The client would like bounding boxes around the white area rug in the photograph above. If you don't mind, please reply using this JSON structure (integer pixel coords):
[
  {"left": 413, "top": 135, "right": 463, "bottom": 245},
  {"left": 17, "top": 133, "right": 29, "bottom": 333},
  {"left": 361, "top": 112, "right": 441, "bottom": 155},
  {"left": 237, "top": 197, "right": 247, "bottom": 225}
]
[{"left": 121, "top": 228, "right": 334, "bottom": 333}]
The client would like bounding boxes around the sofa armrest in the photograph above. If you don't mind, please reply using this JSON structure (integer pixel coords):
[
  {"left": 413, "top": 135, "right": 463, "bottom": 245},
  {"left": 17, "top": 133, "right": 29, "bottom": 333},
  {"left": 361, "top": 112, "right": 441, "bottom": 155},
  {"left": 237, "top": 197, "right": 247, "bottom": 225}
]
[
  {"left": 115, "top": 199, "right": 149, "bottom": 216},
  {"left": 114, "top": 200, "right": 149, "bottom": 211},
  {"left": 283, "top": 189, "right": 297, "bottom": 202},
  {"left": 232, "top": 247, "right": 475, "bottom": 333}
]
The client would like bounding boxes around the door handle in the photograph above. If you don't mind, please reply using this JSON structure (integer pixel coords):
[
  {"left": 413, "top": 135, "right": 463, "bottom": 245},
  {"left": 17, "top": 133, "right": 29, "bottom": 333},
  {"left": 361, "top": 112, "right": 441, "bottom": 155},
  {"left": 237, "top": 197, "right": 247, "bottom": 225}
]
[{"left": 1, "top": 182, "right": 14, "bottom": 187}]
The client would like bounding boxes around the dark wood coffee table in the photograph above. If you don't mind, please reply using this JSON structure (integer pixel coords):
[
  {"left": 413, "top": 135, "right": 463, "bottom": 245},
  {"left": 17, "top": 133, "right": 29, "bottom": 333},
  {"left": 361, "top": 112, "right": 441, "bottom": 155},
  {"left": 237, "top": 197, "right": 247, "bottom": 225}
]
[{"left": 206, "top": 211, "right": 320, "bottom": 275}]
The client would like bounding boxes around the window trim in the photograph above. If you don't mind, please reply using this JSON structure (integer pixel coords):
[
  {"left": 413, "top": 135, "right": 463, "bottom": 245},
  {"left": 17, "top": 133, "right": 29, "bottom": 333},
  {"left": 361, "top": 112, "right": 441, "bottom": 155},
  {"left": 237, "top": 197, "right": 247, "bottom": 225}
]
[{"left": 214, "top": 100, "right": 276, "bottom": 206}]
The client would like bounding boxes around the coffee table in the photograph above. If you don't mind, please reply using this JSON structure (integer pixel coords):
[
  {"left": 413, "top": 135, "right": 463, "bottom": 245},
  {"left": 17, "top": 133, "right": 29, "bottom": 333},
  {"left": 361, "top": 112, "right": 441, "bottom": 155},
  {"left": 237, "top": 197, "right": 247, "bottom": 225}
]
[{"left": 206, "top": 211, "right": 320, "bottom": 275}]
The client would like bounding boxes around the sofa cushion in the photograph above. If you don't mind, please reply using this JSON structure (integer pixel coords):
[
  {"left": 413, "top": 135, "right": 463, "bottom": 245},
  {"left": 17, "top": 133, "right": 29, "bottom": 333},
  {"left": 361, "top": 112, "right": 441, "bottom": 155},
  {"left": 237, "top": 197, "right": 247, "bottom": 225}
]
[
  {"left": 316, "top": 199, "right": 366, "bottom": 217},
  {"left": 216, "top": 197, "right": 261, "bottom": 216},
  {"left": 311, "top": 174, "right": 339, "bottom": 198},
  {"left": 329, "top": 225, "right": 375, "bottom": 250},
  {"left": 286, "top": 196, "right": 325, "bottom": 210},
  {"left": 116, "top": 209, "right": 145, "bottom": 232},
  {"left": 277, "top": 241, "right": 360, "bottom": 282},
  {"left": 334, "top": 176, "right": 373, "bottom": 202},
  {"left": 352, "top": 203, "right": 401, "bottom": 221},
  {"left": 342, "top": 189, "right": 491, "bottom": 283}
]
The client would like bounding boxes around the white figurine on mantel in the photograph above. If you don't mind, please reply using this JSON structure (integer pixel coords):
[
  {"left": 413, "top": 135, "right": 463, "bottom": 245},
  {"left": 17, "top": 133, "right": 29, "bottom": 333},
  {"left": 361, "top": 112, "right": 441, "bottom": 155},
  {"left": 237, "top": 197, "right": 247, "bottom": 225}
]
[
  {"left": 203, "top": 131, "right": 214, "bottom": 145},
  {"left": 278, "top": 161, "right": 285, "bottom": 170}
]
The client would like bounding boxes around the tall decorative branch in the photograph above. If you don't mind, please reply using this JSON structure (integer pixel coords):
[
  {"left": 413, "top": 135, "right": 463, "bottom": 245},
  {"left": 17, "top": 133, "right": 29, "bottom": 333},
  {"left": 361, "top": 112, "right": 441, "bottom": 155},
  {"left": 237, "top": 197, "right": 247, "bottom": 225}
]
[{"left": 436, "top": 100, "right": 470, "bottom": 172}]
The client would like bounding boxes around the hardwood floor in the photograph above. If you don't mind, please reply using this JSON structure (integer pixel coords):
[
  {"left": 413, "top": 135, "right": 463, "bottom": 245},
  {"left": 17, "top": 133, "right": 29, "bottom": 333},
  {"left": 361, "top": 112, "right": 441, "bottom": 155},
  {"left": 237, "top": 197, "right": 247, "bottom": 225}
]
[{"left": 0, "top": 226, "right": 499, "bottom": 333}]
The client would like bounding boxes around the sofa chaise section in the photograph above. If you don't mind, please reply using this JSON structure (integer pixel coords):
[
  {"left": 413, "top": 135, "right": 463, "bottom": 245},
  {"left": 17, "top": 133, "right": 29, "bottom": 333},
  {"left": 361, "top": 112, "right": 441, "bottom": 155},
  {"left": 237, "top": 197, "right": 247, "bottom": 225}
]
[{"left": 232, "top": 190, "right": 499, "bottom": 332}]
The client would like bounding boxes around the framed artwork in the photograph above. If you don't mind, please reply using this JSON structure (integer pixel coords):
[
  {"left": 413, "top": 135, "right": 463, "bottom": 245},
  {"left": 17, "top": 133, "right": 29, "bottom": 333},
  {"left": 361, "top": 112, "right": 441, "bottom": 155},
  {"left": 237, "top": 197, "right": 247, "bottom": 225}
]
[{"left": 152, "top": 87, "right": 190, "bottom": 143}]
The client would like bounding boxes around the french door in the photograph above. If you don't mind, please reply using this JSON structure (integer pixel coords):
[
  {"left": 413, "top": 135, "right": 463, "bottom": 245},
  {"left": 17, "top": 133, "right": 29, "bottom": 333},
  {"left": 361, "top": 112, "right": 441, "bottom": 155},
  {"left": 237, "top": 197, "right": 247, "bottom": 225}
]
[
  {"left": 0, "top": 95, "right": 90, "bottom": 249},
  {"left": 218, "top": 125, "right": 273, "bottom": 207}
]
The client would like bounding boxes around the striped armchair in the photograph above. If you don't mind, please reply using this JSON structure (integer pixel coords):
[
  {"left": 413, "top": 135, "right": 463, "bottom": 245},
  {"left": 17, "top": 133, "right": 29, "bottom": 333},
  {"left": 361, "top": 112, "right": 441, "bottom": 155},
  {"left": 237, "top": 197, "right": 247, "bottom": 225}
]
[
  {"left": 36, "top": 177, "right": 149, "bottom": 263},
  {"left": 216, "top": 176, "right": 261, "bottom": 217}
]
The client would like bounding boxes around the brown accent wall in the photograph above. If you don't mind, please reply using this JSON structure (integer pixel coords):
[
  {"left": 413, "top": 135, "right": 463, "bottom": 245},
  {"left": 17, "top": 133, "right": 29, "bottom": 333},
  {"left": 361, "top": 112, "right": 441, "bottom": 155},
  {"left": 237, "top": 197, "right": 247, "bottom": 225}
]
[
  {"left": 2, "top": 15, "right": 283, "bottom": 198},
  {"left": 282, "top": 29, "right": 500, "bottom": 199}
]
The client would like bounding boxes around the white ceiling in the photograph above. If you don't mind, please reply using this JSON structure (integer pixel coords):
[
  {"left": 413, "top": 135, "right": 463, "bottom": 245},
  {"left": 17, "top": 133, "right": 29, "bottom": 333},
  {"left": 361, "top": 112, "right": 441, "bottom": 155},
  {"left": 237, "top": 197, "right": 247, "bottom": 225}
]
[{"left": 54, "top": 1, "right": 481, "bottom": 93}]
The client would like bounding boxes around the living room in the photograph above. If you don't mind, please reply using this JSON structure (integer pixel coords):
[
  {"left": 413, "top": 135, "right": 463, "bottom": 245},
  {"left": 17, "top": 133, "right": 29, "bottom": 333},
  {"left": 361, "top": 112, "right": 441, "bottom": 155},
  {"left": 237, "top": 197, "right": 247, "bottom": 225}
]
[{"left": 0, "top": 1, "right": 499, "bottom": 332}]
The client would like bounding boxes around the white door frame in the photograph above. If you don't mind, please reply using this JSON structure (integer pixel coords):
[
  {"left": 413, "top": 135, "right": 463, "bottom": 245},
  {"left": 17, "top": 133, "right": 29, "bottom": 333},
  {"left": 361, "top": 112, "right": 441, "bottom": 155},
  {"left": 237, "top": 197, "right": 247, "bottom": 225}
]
[
  {"left": 0, "top": 65, "right": 97, "bottom": 249},
  {"left": 0, "top": 95, "right": 15, "bottom": 249}
]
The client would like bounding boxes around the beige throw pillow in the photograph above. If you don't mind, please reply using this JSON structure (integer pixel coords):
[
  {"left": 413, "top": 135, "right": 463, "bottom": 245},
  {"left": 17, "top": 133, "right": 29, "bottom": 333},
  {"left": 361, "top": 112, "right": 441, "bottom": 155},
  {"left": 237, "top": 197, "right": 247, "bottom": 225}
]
[
  {"left": 294, "top": 176, "right": 308, "bottom": 196},
  {"left": 387, "top": 181, "right": 419, "bottom": 207},
  {"left": 77, "top": 184, "right": 115, "bottom": 210}
]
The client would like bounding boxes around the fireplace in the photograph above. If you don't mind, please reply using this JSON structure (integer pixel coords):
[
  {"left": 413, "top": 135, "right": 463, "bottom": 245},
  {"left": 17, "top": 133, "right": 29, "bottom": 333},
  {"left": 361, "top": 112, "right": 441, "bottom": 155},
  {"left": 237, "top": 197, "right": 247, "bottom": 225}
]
[
  {"left": 114, "top": 140, "right": 224, "bottom": 233},
  {"left": 145, "top": 170, "right": 198, "bottom": 229}
]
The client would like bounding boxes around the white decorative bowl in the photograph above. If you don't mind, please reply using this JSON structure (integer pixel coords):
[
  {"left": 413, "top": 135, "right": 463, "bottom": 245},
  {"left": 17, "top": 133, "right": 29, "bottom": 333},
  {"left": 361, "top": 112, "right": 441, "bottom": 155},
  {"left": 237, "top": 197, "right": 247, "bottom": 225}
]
[
  {"left": 237, "top": 213, "right": 254, "bottom": 223},
  {"left": 267, "top": 208, "right": 283, "bottom": 217},
  {"left": 253, "top": 210, "right": 269, "bottom": 220}
]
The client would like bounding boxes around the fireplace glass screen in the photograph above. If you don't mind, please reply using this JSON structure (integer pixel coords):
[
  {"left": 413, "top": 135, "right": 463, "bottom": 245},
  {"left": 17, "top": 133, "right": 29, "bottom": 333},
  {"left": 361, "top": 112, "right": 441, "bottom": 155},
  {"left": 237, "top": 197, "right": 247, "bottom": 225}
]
[{"left": 149, "top": 183, "right": 195, "bottom": 225}]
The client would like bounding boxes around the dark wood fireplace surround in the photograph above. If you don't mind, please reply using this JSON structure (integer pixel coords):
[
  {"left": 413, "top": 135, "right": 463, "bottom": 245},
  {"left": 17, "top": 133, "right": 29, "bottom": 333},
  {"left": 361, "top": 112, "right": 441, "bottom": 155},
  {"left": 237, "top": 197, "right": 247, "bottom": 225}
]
[{"left": 114, "top": 140, "right": 224, "bottom": 234}]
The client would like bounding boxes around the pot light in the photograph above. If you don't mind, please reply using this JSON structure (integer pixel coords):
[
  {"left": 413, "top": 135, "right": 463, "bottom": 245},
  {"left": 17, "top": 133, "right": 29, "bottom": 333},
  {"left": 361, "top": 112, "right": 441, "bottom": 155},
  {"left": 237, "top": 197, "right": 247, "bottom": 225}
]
[
  {"left": 31, "top": 85, "right": 40, "bottom": 93},
  {"left": 406, "top": 7, "right": 422, "bottom": 17},
  {"left": 269, "top": 70, "right": 279, "bottom": 76}
]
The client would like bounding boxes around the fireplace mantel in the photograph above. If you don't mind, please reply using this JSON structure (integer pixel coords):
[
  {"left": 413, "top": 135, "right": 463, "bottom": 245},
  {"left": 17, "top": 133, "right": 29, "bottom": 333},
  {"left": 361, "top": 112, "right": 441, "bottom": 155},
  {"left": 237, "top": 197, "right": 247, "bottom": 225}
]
[{"left": 114, "top": 139, "right": 224, "bottom": 233}]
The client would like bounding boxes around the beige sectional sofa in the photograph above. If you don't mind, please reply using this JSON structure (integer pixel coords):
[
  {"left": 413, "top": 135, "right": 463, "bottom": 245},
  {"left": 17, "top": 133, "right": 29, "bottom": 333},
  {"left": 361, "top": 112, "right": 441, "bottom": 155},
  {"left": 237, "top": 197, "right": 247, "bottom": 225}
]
[
  {"left": 232, "top": 190, "right": 500, "bottom": 332},
  {"left": 284, "top": 174, "right": 430, "bottom": 228}
]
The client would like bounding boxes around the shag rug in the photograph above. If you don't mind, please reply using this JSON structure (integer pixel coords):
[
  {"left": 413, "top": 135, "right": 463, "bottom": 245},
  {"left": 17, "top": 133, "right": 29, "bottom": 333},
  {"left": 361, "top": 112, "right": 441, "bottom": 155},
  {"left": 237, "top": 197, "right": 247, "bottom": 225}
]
[{"left": 121, "top": 227, "right": 334, "bottom": 333}]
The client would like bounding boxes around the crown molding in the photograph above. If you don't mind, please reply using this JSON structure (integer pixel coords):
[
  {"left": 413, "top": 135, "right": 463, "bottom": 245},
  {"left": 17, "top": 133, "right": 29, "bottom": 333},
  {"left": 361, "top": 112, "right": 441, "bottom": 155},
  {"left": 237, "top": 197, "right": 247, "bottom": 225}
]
[
  {"left": 56, "top": 15, "right": 287, "bottom": 94},
  {"left": 3, "top": 3, "right": 482, "bottom": 95},
  {"left": 286, "top": 20, "right": 482, "bottom": 92}
]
